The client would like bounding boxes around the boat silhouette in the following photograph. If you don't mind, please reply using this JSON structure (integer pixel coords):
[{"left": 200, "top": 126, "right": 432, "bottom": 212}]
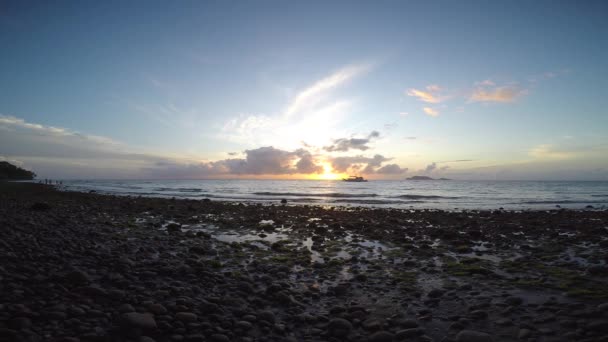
[{"left": 342, "top": 176, "right": 368, "bottom": 182}]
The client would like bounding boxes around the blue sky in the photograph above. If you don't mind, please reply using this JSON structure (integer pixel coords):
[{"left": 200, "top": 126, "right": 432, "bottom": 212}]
[{"left": 1, "top": 0, "right": 607, "bottom": 179}]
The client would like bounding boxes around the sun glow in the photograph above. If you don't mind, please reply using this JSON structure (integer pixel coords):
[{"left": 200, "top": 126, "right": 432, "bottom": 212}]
[{"left": 316, "top": 163, "right": 344, "bottom": 180}]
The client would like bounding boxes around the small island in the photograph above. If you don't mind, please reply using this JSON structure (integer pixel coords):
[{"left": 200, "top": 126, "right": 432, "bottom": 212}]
[
  {"left": 0, "top": 161, "right": 36, "bottom": 180},
  {"left": 406, "top": 175, "right": 451, "bottom": 180}
]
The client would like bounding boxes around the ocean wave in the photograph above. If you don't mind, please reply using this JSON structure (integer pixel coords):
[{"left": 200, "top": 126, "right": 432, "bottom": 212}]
[
  {"left": 332, "top": 199, "right": 424, "bottom": 205},
  {"left": 392, "top": 194, "right": 459, "bottom": 199},
  {"left": 516, "top": 200, "right": 608, "bottom": 204},
  {"left": 252, "top": 192, "right": 378, "bottom": 198},
  {"left": 154, "top": 187, "right": 204, "bottom": 192}
]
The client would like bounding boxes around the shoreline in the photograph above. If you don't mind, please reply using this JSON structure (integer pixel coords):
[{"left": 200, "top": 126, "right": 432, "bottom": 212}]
[{"left": 1, "top": 182, "right": 607, "bottom": 341}]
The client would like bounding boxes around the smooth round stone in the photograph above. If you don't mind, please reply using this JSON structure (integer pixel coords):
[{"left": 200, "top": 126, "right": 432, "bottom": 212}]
[
  {"left": 121, "top": 313, "right": 157, "bottom": 330},
  {"left": 209, "top": 334, "right": 230, "bottom": 342},
  {"left": 456, "top": 330, "right": 493, "bottom": 342},
  {"left": 235, "top": 320, "right": 253, "bottom": 330},
  {"left": 369, "top": 331, "right": 394, "bottom": 342},
  {"left": 175, "top": 312, "right": 197, "bottom": 322},
  {"left": 328, "top": 318, "right": 352, "bottom": 337}
]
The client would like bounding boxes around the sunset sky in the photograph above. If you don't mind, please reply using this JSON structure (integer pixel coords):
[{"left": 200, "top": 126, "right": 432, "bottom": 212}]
[{"left": 1, "top": 1, "right": 607, "bottom": 180}]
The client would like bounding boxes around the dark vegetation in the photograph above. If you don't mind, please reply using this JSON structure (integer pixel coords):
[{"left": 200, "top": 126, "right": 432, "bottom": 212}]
[{"left": 0, "top": 161, "right": 36, "bottom": 180}]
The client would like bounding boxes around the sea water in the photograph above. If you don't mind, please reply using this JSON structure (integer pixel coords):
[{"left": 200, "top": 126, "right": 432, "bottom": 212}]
[{"left": 58, "top": 179, "right": 608, "bottom": 210}]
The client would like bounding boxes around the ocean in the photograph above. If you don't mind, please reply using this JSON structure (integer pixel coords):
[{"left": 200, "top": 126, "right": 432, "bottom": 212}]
[{"left": 56, "top": 179, "right": 608, "bottom": 210}]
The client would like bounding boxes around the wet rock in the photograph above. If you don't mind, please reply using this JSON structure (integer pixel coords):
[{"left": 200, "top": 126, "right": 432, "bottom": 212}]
[
  {"left": 395, "top": 328, "right": 424, "bottom": 339},
  {"left": 209, "top": 334, "right": 230, "bottom": 342},
  {"left": 30, "top": 202, "right": 51, "bottom": 211},
  {"left": 518, "top": 329, "right": 532, "bottom": 339},
  {"left": 328, "top": 318, "right": 353, "bottom": 337},
  {"left": 587, "top": 320, "right": 608, "bottom": 333},
  {"left": 167, "top": 223, "right": 181, "bottom": 233},
  {"left": 362, "top": 318, "right": 382, "bottom": 331},
  {"left": 235, "top": 320, "right": 253, "bottom": 330},
  {"left": 8, "top": 317, "right": 31, "bottom": 330},
  {"left": 456, "top": 330, "right": 493, "bottom": 342},
  {"left": 369, "top": 331, "right": 394, "bottom": 342},
  {"left": 469, "top": 310, "right": 488, "bottom": 319},
  {"left": 397, "top": 319, "right": 418, "bottom": 329},
  {"left": 505, "top": 296, "right": 524, "bottom": 306},
  {"left": 65, "top": 269, "right": 90, "bottom": 285},
  {"left": 427, "top": 289, "right": 444, "bottom": 298},
  {"left": 148, "top": 303, "right": 167, "bottom": 315},
  {"left": 121, "top": 312, "right": 157, "bottom": 330},
  {"left": 184, "top": 335, "right": 205, "bottom": 342},
  {"left": 77, "top": 285, "right": 107, "bottom": 297},
  {"left": 175, "top": 312, "right": 197, "bottom": 322},
  {"left": 257, "top": 310, "right": 275, "bottom": 324},
  {"left": 119, "top": 304, "right": 136, "bottom": 313}
]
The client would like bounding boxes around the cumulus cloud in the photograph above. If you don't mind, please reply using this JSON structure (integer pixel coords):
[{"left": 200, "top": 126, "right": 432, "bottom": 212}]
[
  {"left": 329, "top": 154, "right": 397, "bottom": 174},
  {"left": 220, "top": 147, "right": 324, "bottom": 175},
  {"left": 469, "top": 84, "right": 526, "bottom": 103},
  {"left": 424, "top": 162, "right": 437, "bottom": 173},
  {"left": 423, "top": 107, "right": 439, "bottom": 117},
  {"left": 1, "top": 114, "right": 411, "bottom": 179},
  {"left": 324, "top": 131, "right": 380, "bottom": 152},
  {"left": 376, "top": 164, "right": 408, "bottom": 174}
]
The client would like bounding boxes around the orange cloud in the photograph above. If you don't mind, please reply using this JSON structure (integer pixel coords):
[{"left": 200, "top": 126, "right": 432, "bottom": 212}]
[
  {"left": 406, "top": 84, "right": 446, "bottom": 103},
  {"left": 423, "top": 107, "right": 439, "bottom": 117},
  {"left": 470, "top": 85, "right": 526, "bottom": 103}
]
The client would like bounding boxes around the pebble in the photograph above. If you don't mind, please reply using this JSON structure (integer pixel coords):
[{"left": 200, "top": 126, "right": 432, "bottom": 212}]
[
  {"left": 456, "top": 330, "right": 493, "bottom": 342},
  {"left": 175, "top": 312, "right": 197, "bottom": 322},
  {"left": 369, "top": 331, "right": 394, "bottom": 342},
  {"left": 121, "top": 312, "right": 157, "bottom": 330},
  {"left": 328, "top": 318, "right": 352, "bottom": 337},
  {"left": 209, "top": 333, "right": 230, "bottom": 342},
  {"left": 395, "top": 328, "right": 424, "bottom": 338}
]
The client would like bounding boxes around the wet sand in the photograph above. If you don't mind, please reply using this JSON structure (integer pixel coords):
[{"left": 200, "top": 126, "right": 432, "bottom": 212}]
[{"left": 1, "top": 182, "right": 607, "bottom": 342}]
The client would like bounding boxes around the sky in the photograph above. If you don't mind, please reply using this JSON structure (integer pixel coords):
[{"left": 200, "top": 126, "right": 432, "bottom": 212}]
[{"left": 1, "top": 0, "right": 607, "bottom": 180}]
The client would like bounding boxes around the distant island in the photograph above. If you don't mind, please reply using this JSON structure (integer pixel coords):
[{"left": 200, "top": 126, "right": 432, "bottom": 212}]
[
  {"left": 406, "top": 175, "right": 451, "bottom": 180},
  {"left": 0, "top": 161, "right": 36, "bottom": 180}
]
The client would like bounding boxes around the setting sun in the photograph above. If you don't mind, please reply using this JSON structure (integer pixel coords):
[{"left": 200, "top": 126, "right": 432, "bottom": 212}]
[{"left": 316, "top": 163, "right": 344, "bottom": 180}]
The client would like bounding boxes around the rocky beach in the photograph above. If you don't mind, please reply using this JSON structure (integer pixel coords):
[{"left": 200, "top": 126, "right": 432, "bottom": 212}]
[{"left": 1, "top": 182, "right": 608, "bottom": 342}]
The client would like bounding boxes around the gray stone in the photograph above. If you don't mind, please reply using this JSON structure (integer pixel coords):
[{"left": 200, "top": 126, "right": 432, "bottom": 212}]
[
  {"left": 328, "top": 318, "right": 352, "bottom": 337},
  {"left": 121, "top": 312, "right": 157, "bottom": 330},
  {"left": 369, "top": 331, "right": 394, "bottom": 342},
  {"left": 119, "top": 304, "right": 135, "bottom": 313},
  {"left": 587, "top": 320, "right": 608, "bottom": 333},
  {"left": 395, "top": 328, "right": 424, "bottom": 339},
  {"left": 427, "top": 289, "right": 444, "bottom": 298},
  {"left": 505, "top": 296, "right": 524, "bottom": 306},
  {"left": 257, "top": 310, "right": 275, "bottom": 324},
  {"left": 209, "top": 334, "right": 230, "bottom": 342},
  {"left": 518, "top": 329, "right": 532, "bottom": 339},
  {"left": 148, "top": 303, "right": 167, "bottom": 315},
  {"left": 175, "top": 312, "right": 197, "bottom": 322},
  {"left": 235, "top": 320, "right": 253, "bottom": 330},
  {"left": 456, "top": 330, "right": 493, "bottom": 342}
]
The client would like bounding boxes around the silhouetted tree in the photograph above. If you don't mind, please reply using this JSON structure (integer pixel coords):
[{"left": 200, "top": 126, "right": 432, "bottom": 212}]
[{"left": 0, "top": 161, "right": 36, "bottom": 180}]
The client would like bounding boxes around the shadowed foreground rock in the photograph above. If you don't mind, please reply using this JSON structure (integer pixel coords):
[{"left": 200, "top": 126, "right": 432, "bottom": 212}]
[{"left": 0, "top": 182, "right": 607, "bottom": 341}]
